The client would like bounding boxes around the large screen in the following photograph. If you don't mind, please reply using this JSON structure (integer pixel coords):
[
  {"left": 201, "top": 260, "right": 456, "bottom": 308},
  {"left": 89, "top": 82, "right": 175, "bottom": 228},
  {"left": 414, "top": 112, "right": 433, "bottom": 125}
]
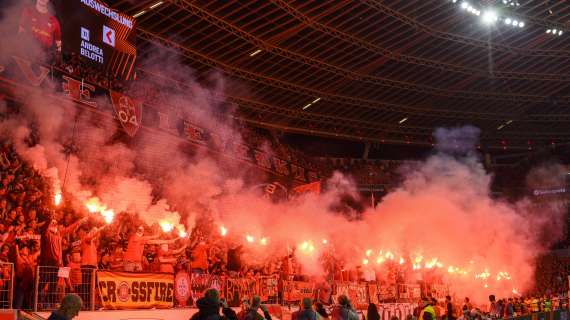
[
  {"left": 18, "top": 0, "right": 137, "bottom": 80},
  {"left": 56, "top": 0, "right": 137, "bottom": 80}
]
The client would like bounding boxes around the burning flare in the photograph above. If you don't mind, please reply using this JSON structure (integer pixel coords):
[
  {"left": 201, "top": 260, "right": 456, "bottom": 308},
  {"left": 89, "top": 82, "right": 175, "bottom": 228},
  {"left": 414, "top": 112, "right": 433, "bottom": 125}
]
[{"left": 54, "top": 192, "right": 62, "bottom": 206}]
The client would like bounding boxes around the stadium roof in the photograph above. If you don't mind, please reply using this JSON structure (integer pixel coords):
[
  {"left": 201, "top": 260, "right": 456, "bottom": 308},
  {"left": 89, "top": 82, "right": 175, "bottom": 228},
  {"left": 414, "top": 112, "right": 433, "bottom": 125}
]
[{"left": 108, "top": 0, "right": 570, "bottom": 151}]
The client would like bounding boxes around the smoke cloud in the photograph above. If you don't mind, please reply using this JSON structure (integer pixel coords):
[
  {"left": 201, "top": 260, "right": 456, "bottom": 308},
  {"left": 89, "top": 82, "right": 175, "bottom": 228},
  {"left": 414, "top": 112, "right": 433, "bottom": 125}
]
[{"left": 0, "top": 1, "right": 565, "bottom": 303}]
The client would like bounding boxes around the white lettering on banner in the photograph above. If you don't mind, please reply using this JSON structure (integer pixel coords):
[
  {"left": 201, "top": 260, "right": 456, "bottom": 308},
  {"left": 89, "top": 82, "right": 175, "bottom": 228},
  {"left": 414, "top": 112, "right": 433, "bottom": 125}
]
[
  {"left": 79, "top": 0, "right": 134, "bottom": 29},
  {"left": 80, "top": 41, "right": 104, "bottom": 64}
]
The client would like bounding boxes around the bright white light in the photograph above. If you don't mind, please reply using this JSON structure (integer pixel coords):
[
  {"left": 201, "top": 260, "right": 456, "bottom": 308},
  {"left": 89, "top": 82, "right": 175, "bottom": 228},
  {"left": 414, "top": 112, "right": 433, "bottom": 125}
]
[
  {"left": 546, "top": 29, "right": 551, "bottom": 34},
  {"left": 149, "top": 1, "right": 164, "bottom": 9},
  {"left": 249, "top": 49, "right": 262, "bottom": 57},
  {"left": 559, "top": 30, "right": 563, "bottom": 36},
  {"left": 399, "top": 117, "right": 408, "bottom": 124},
  {"left": 511, "top": 20, "right": 517, "bottom": 26},
  {"left": 505, "top": 18, "right": 512, "bottom": 25},
  {"left": 461, "top": 2, "right": 469, "bottom": 9},
  {"left": 452, "top": 0, "right": 457, "bottom": 3},
  {"left": 474, "top": 10, "right": 480, "bottom": 16},
  {"left": 553, "top": 29, "right": 557, "bottom": 34},
  {"left": 482, "top": 10, "right": 498, "bottom": 25},
  {"left": 133, "top": 10, "right": 146, "bottom": 18},
  {"left": 518, "top": 22, "right": 525, "bottom": 28}
]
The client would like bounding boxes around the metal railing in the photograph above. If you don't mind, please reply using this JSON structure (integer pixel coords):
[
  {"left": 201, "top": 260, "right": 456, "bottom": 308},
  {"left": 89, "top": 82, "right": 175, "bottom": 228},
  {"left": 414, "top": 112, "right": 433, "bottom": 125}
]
[
  {"left": 0, "top": 263, "right": 14, "bottom": 309},
  {"left": 34, "top": 266, "right": 96, "bottom": 311}
]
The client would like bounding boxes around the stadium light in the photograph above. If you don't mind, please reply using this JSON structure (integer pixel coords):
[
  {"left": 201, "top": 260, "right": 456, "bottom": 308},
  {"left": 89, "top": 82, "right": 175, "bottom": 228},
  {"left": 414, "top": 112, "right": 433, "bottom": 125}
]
[
  {"left": 559, "top": 30, "right": 563, "bottom": 36},
  {"left": 133, "top": 10, "right": 146, "bottom": 18},
  {"left": 150, "top": 1, "right": 164, "bottom": 9},
  {"left": 482, "top": 10, "right": 498, "bottom": 25},
  {"left": 399, "top": 117, "right": 408, "bottom": 124},
  {"left": 546, "top": 29, "right": 551, "bottom": 33},
  {"left": 249, "top": 49, "right": 262, "bottom": 57},
  {"left": 518, "top": 22, "right": 524, "bottom": 28},
  {"left": 461, "top": 2, "right": 469, "bottom": 9},
  {"left": 505, "top": 18, "right": 511, "bottom": 25}
]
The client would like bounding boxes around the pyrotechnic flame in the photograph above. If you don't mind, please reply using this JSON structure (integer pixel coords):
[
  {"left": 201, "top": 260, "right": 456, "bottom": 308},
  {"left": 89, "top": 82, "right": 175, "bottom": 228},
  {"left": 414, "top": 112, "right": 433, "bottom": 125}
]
[
  {"left": 365, "top": 249, "right": 373, "bottom": 257},
  {"left": 376, "top": 257, "right": 385, "bottom": 264},
  {"left": 496, "top": 271, "right": 511, "bottom": 281},
  {"left": 299, "top": 241, "right": 315, "bottom": 254},
  {"left": 512, "top": 288, "right": 519, "bottom": 295},
  {"left": 425, "top": 257, "right": 439, "bottom": 269},
  {"left": 85, "top": 198, "right": 102, "bottom": 213},
  {"left": 385, "top": 251, "right": 395, "bottom": 260},
  {"left": 399, "top": 257, "right": 405, "bottom": 265},
  {"left": 160, "top": 221, "right": 174, "bottom": 232},
  {"left": 484, "top": 283, "right": 488, "bottom": 288},
  {"left": 246, "top": 235, "right": 255, "bottom": 243},
  {"left": 362, "top": 258, "right": 369, "bottom": 265},
  {"left": 414, "top": 255, "right": 423, "bottom": 263},
  {"left": 54, "top": 192, "right": 62, "bottom": 206},
  {"left": 322, "top": 239, "right": 328, "bottom": 245},
  {"left": 176, "top": 225, "right": 187, "bottom": 238},
  {"left": 475, "top": 269, "right": 491, "bottom": 280},
  {"left": 220, "top": 226, "right": 228, "bottom": 237},
  {"left": 260, "top": 237, "right": 268, "bottom": 246},
  {"left": 101, "top": 209, "right": 114, "bottom": 224}
]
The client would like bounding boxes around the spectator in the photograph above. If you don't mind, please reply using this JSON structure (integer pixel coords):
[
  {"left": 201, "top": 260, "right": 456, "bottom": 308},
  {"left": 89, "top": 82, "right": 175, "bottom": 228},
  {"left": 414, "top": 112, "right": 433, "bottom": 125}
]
[
  {"left": 292, "top": 298, "right": 317, "bottom": 320},
  {"left": 367, "top": 303, "right": 380, "bottom": 320},
  {"left": 14, "top": 243, "right": 39, "bottom": 309},
  {"left": 243, "top": 296, "right": 271, "bottom": 320},
  {"left": 189, "top": 288, "right": 238, "bottom": 320},
  {"left": 123, "top": 225, "right": 174, "bottom": 272},
  {"left": 315, "top": 302, "right": 329, "bottom": 320},
  {"left": 331, "top": 295, "right": 358, "bottom": 320},
  {"left": 446, "top": 295, "right": 455, "bottom": 320},
  {"left": 47, "top": 294, "right": 82, "bottom": 320}
]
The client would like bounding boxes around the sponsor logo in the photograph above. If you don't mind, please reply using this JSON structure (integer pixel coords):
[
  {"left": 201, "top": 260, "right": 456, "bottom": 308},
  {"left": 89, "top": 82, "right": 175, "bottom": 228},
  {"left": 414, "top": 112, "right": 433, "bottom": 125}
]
[
  {"left": 103, "top": 25, "right": 115, "bottom": 47},
  {"left": 81, "top": 27, "right": 90, "bottom": 41}
]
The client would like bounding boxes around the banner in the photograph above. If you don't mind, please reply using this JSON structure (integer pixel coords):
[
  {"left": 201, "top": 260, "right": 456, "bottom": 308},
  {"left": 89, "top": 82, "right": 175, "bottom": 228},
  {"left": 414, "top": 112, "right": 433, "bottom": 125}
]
[
  {"left": 1, "top": 57, "right": 321, "bottom": 184},
  {"left": 293, "top": 181, "right": 321, "bottom": 195},
  {"left": 333, "top": 282, "right": 369, "bottom": 310},
  {"left": 377, "top": 303, "right": 417, "bottom": 320},
  {"left": 368, "top": 284, "right": 379, "bottom": 305},
  {"left": 109, "top": 91, "right": 142, "bottom": 137},
  {"left": 283, "top": 281, "right": 315, "bottom": 302},
  {"left": 97, "top": 271, "right": 174, "bottom": 309},
  {"left": 398, "top": 284, "right": 421, "bottom": 300},
  {"left": 174, "top": 271, "right": 191, "bottom": 307},
  {"left": 189, "top": 274, "right": 224, "bottom": 306},
  {"left": 378, "top": 284, "right": 398, "bottom": 301},
  {"left": 257, "top": 276, "right": 279, "bottom": 302},
  {"left": 226, "top": 278, "right": 257, "bottom": 307}
]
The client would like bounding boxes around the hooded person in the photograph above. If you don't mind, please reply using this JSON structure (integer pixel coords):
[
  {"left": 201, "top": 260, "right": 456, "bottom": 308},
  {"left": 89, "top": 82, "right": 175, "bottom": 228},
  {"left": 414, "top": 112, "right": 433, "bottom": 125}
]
[
  {"left": 292, "top": 298, "right": 318, "bottom": 320},
  {"left": 190, "top": 288, "right": 238, "bottom": 320},
  {"left": 244, "top": 296, "right": 272, "bottom": 320},
  {"left": 47, "top": 294, "right": 82, "bottom": 320},
  {"left": 331, "top": 295, "right": 359, "bottom": 320}
]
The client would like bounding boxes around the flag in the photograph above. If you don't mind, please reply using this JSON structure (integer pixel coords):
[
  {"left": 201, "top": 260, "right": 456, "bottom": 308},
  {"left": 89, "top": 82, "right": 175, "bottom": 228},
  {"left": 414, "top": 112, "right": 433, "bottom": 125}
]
[{"left": 293, "top": 181, "right": 321, "bottom": 195}]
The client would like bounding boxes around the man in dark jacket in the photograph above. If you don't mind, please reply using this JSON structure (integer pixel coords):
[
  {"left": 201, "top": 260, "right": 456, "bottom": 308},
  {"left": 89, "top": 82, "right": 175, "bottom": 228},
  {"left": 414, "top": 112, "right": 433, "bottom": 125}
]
[
  {"left": 292, "top": 298, "right": 318, "bottom": 320},
  {"left": 190, "top": 289, "right": 238, "bottom": 320},
  {"left": 47, "top": 294, "right": 82, "bottom": 320},
  {"left": 243, "top": 296, "right": 272, "bottom": 320}
]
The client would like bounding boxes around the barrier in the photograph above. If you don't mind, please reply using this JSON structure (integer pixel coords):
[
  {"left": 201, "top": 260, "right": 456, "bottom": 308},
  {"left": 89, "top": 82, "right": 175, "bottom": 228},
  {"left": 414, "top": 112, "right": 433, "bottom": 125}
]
[
  {"left": 35, "top": 266, "right": 96, "bottom": 311},
  {"left": 0, "top": 263, "right": 13, "bottom": 310}
]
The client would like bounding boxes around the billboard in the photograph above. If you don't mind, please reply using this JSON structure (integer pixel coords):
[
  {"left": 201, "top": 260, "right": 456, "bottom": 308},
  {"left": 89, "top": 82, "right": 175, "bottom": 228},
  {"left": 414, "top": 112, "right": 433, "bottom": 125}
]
[{"left": 18, "top": 0, "right": 137, "bottom": 80}]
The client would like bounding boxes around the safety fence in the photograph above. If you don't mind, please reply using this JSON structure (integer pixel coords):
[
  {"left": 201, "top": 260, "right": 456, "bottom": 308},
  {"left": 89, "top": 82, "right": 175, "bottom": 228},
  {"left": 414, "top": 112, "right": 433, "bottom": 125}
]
[
  {"left": 0, "top": 266, "right": 564, "bottom": 313},
  {"left": 35, "top": 266, "right": 96, "bottom": 311},
  {"left": 0, "top": 263, "right": 13, "bottom": 309}
]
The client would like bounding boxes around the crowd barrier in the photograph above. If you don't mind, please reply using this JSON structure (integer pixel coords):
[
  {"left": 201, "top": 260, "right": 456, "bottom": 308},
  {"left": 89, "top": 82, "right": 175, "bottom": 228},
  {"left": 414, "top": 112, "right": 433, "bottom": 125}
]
[
  {"left": 2, "top": 266, "right": 562, "bottom": 313},
  {"left": 0, "top": 263, "right": 13, "bottom": 310},
  {"left": 35, "top": 266, "right": 96, "bottom": 311},
  {"left": 25, "top": 268, "right": 432, "bottom": 311}
]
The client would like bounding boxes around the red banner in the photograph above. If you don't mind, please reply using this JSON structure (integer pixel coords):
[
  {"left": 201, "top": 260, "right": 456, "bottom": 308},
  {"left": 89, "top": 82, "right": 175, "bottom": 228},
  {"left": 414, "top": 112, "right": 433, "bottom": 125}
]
[
  {"left": 283, "top": 280, "right": 315, "bottom": 302},
  {"left": 333, "top": 282, "right": 369, "bottom": 310},
  {"left": 110, "top": 90, "right": 142, "bottom": 137}
]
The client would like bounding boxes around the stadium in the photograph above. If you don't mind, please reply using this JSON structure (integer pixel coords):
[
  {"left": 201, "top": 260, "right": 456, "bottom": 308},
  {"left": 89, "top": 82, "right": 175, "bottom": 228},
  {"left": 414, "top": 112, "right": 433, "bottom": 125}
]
[{"left": 0, "top": 0, "right": 569, "bottom": 320}]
